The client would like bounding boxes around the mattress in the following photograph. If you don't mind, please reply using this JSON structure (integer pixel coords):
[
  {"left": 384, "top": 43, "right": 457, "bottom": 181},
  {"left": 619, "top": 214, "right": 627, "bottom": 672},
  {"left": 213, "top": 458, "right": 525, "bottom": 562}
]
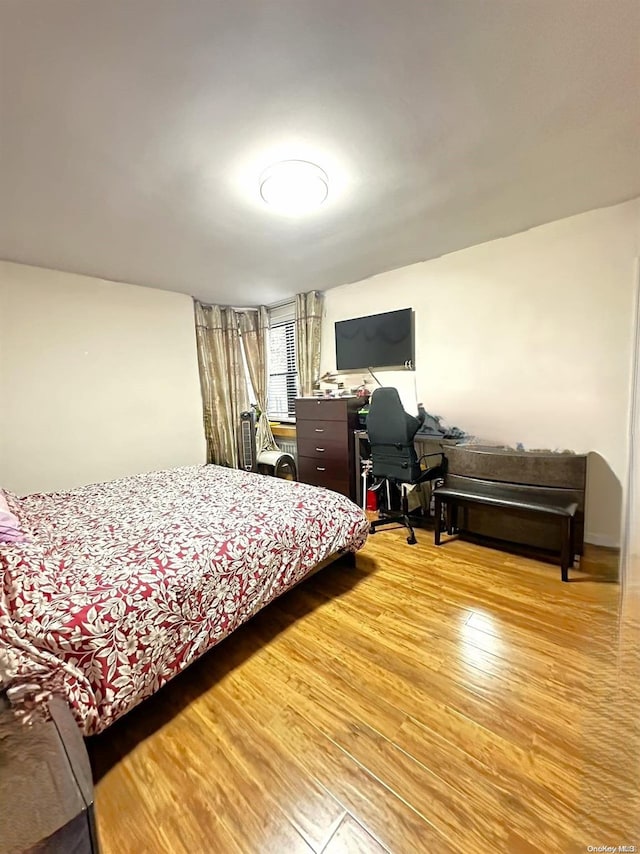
[{"left": 0, "top": 465, "right": 368, "bottom": 734}]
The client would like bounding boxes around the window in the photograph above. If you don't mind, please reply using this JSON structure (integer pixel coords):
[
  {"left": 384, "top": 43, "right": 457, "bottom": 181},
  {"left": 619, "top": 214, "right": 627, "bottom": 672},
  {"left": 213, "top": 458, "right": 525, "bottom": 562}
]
[
  {"left": 268, "top": 302, "right": 298, "bottom": 420},
  {"left": 239, "top": 337, "right": 257, "bottom": 407}
]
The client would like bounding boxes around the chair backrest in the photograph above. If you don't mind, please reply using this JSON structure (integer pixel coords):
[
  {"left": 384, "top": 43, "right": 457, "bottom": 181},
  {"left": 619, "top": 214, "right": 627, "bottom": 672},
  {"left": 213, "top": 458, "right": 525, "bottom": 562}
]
[{"left": 366, "top": 387, "right": 421, "bottom": 482}]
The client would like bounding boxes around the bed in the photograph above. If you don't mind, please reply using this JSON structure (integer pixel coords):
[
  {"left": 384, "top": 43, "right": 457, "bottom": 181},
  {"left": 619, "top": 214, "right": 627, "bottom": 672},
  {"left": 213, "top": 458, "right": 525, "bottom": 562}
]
[{"left": 0, "top": 465, "right": 369, "bottom": 735}]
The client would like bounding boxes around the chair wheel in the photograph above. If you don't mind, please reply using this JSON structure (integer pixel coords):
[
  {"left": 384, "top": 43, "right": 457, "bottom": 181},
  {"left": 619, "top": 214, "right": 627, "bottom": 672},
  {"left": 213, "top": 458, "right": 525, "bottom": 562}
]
[
  {"left": 369, "top": 525, "right": 376, "bottom": 534},
  {"left": 407, "top": 535, "right": 417, "bottom": 545}
]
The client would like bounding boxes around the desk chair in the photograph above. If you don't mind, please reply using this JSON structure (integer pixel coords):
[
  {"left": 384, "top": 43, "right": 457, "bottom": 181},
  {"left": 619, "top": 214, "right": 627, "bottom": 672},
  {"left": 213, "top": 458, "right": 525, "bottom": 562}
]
[{"left": 367, "top": 387, "right": 445, "bottom": 544}]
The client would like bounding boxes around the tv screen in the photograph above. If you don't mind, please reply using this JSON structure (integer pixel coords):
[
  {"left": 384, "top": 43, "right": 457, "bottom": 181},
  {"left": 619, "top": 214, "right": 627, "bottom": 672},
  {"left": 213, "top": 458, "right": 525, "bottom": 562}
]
[{"left": 335, "top": 308, "right": 413, "bottom": 371}]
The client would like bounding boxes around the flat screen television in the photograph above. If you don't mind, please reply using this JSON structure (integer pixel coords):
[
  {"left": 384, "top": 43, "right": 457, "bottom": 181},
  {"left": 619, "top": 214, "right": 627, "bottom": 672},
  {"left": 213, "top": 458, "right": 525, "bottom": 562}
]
[{"left": 335, "top": 308, "right": 414, "bottom": 371}]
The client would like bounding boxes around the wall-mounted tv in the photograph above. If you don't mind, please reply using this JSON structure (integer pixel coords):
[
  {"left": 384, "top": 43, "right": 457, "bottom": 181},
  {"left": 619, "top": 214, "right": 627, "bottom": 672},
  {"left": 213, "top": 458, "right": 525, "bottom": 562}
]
[{"left": 335, "top": 308, "right": 414, "bottom": 371}]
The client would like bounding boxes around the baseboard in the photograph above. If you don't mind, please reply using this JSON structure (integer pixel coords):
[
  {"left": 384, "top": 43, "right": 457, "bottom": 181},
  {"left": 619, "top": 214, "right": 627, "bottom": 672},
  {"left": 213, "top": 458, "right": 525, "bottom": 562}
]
[{"left": 584, "top": 533, "right": 621, "bottom": 550}]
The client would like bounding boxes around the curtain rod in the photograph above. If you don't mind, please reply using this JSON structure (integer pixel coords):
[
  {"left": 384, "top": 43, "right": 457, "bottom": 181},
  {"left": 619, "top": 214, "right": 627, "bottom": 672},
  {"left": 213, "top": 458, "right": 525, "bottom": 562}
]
[
  {"left": 268, "top": 291, "right": 323, "bottom": 309},
  {"left": 194, "top": 298, "right": 260, "bottom": 311},
  {"left": 267, "top": 296, "right": 296, "bottom": 309},
  {"left": 195, "top": 293, "right": 320, "bottom": 311}
]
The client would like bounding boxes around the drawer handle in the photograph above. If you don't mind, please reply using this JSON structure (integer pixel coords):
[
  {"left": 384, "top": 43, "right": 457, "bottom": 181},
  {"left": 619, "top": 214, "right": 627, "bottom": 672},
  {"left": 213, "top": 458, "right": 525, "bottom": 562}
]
[
  {"left": 315, "top": 428, "right": 324, "bottom": 433},
  {"left": 315, "top": 447, "right": 325, "bottom": 452},
  {"left": 316, "top": 466, "right": 326, "bottom": 472}
]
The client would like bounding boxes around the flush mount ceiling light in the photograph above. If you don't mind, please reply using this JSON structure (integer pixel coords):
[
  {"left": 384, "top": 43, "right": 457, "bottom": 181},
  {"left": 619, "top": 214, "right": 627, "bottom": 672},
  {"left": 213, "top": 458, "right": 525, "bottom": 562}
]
[{"left": 259, "top": 160, "right": 328, "bottom": 215}]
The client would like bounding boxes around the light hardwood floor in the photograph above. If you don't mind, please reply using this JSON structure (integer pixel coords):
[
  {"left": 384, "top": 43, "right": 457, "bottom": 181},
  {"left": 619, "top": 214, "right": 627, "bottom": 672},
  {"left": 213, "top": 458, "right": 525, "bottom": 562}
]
[{"left": 88, "top": 525, "right": 639, "bottom": 854}]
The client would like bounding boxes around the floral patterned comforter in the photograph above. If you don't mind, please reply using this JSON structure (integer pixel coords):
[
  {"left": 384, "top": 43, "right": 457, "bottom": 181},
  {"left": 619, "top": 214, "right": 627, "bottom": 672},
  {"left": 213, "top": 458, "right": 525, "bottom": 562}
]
[{"left": 0, "top": 466, "right": 368, "bottom": 734}]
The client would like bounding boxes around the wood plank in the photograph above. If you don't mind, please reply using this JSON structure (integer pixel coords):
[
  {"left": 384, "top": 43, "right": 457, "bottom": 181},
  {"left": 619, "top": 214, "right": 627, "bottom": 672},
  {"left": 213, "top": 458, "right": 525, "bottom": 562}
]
[
  {"left": 190, "top": 695, "right": 345, "bottom": 852},
  {"left": 271, "top": 423, "right": 297, "bottom": 440},
  {"left": 269, "top": 706, "right": 454, "bottom": 854},
  {"left": 274, "top": 587, "right": 588, "bottom": 752},
  {"left": 88, "top": 533, "right": 633, "bottom": 853},
  {"left": 394, "top": 715, "right": 619, "bottom": 847},
  {"left": 326, "top": 718, "right": 513, "bottom": 851},
  {"left": 323, "top": 814, "right": 389, "bottom": 854}
]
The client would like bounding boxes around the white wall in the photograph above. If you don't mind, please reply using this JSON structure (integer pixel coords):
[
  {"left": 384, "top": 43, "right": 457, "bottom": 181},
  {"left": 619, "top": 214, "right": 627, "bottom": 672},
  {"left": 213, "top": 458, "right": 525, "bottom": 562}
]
[
  {"left": 623, "top": 263, "right": 640, "bottom": 591},
  {"left": 0, "top": 262, "right": 206, "bottom": 495},
  {"left": 322, "top": 199, "right": 640, "bottom": 547}
]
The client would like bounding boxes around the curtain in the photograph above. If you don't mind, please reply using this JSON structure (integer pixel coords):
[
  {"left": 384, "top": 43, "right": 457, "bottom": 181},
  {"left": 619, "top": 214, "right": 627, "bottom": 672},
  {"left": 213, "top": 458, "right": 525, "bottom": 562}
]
[
  {"left": 295, "top": 291, "right": 324, "bottom": 397},
  {"left": 194, "top": 301, "right": 248, "bottom": 467},
  {"left": 238, "top": 307, "right": 278, "bottom": 454}
]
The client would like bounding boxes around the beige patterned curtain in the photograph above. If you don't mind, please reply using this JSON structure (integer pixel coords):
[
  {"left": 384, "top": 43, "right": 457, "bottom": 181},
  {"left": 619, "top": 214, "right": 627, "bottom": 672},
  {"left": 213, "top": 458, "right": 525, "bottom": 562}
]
[
  {"left": 238, "top": 307, "right": 278, "bottom": 454},
  {"left": 295, "top": 291, "right": 324, "bottom": 397},
  {"left": 194, "top": 301, "right": 248, "bottom": 467}
]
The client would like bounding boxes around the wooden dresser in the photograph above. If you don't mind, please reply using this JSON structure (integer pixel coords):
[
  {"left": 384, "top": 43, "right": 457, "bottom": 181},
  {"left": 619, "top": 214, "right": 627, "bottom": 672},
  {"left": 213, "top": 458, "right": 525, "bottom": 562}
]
[{"left": 295, "top": 397, "right": 362, "bottom": 501}]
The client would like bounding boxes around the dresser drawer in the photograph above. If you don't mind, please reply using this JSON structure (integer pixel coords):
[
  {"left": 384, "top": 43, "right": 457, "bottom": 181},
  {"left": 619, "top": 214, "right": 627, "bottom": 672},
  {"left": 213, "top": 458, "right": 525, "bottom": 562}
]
[
  {"left": 297, "top": 436, "right": 348, "bottom": 462},
  {"left": 298, "top": 456, "right": 350, "bottom": 496},
  {"left": 296, "top": 398, "right": 350, "bottom": 422},
  {"left": 296, "top": 419, "right": 348, "bottom": 446},
  {"left": 298, "top": 456, "right": 349, "bottom": 483}
]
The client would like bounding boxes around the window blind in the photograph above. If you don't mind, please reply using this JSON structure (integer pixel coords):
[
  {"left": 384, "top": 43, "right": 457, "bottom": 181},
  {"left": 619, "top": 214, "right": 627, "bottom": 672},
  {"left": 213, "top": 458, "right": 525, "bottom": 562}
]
[
  {"left": 268, "top": 301, "right": 296, "bottom": 327},
  {"left": 267, "top": 302, "right": 297, "bottom": 419}
]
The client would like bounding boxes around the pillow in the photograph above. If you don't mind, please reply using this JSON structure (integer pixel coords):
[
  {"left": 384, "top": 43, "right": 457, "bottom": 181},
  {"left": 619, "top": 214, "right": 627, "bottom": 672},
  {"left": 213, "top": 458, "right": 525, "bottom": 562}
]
[{"left": 0, "top": 492, "right": 26, "bottom": 544}]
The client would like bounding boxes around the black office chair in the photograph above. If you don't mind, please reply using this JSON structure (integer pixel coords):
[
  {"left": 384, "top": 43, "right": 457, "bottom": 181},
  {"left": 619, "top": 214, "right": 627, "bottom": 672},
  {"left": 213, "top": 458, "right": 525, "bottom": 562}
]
[{"left": 366, "top": 387, "right": 445, "bottom": 544}]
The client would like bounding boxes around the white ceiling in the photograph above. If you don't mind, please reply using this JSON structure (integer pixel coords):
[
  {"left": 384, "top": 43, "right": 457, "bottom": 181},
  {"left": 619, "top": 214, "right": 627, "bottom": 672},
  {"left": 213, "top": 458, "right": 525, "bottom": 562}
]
[{"left": 1, "top": 1, "right": 639, "bottom": 306}]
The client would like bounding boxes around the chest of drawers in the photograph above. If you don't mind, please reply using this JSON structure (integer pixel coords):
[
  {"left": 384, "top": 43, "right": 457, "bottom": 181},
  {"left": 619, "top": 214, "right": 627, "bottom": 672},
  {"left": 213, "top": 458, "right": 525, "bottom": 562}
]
[{"left": 295, "top": 397, "right": 361, "bottom": 502}]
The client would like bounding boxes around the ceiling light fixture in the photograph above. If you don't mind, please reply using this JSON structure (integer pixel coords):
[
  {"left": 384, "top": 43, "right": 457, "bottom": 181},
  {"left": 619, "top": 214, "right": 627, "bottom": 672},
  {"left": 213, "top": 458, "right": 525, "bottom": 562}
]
[{"left": 259, "top": 160, "right": 328, "bottom": 215}]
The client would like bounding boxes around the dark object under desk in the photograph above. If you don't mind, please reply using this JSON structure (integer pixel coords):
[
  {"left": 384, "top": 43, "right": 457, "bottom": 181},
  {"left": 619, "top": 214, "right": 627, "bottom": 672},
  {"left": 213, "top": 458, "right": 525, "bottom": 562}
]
[{"left": 354, "top": 430, "right": 460, "bottom": 509}]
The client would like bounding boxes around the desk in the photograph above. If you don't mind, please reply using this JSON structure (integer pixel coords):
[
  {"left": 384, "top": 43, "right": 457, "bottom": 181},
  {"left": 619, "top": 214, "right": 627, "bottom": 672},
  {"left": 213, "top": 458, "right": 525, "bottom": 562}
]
[{"left": 353, "top": 430, "right": 459, "bottom": 508}]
